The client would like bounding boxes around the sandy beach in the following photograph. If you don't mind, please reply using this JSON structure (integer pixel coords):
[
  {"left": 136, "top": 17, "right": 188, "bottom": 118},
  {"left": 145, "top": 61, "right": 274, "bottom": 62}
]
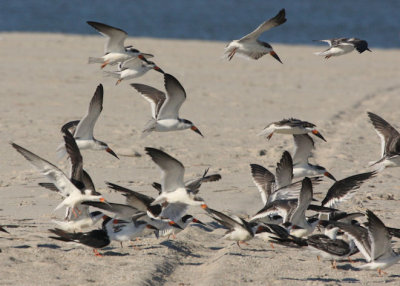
[{"left": 1, "top": 33, "right": 400, "bottom": 285}]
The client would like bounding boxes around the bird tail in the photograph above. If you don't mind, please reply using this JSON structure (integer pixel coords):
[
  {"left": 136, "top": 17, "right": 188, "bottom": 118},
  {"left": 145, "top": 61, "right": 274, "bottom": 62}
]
[
  {"left": 88, "top": 57, "right": 104, "bottom": 64},
  {"left": 141, "top": 118, "right": 157, "bottom": 138},
  {"left": 103, "top": 71, "right": 121, "bottom": 78}
]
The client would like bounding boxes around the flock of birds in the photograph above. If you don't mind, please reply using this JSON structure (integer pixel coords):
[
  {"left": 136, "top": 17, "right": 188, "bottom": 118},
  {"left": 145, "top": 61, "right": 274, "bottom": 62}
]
[{"left": 4, "top": 8, "right": 400, "bottom": 278}]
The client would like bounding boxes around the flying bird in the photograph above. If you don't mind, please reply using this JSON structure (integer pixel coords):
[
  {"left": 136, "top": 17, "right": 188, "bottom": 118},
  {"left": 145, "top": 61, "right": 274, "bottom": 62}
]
[
  {"left": 224, "top": 9, "right": 286, "bottom": 62},
  {"left": 314, "top": 38, "right": 371, "bottom": 59}
]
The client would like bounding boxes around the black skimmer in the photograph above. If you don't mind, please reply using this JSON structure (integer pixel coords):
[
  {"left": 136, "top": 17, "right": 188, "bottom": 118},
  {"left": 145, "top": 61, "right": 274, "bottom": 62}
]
[
  {"left": 87, "top": 21, "right": 153, "bottom": 69},
  {"left": 49, "top": 216, "right": 112, "bottom": 256},
  {"left": 292, "top": 134, "right": 336, "bottom": 180},
  {"left": 105, "top": 57, "right": 164, "bottom": 85},
  {"left": 334, "top": 210, "right": 400, "bottom": 275},
  {"left": 259, "top": 118, "right": 326, "bottom": 141},
  {"left": 145, "top": 148, "right": 208, "bottom": 212},
  {"left": 224, "top": 9, "right": 286, "bottom": 62},
  {"left": 207, "top": 207, "right": 254, "bottom": 248},
  {"left": 314, "top": 38, "right": 371, "bottom": 59},
  {"left": 131, "top": 74, "right": 203, "bottom": 137},
  {"left": 367, "top": 112, "right": 400, "bottom": 169},
  {"left": 56, "top": 84, "right": 118, "bottom": 159},
  {"left": 12, "top": 142, "right": 107, "bottom": 215}
]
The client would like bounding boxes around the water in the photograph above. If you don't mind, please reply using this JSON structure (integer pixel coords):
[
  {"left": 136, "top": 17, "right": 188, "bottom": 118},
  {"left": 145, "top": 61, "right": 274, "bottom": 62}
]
[{"left": 1, "top": 0, "right": 399, "bottom": 48}]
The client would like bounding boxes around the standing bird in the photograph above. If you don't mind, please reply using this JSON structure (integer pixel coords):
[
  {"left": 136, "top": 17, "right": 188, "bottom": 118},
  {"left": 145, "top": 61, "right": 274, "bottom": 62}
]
[
  {"left": 314, "top": 38, "right": 371, "bottom": 59},
  {"left": 224, "top": 9, "right": 286, "bottom": 62},
  {"left": 105, "top": 57, "right": 164, "bottom": 85},
  {"left": 56, "top": 84, "right": 118, "bottom": 159},
  {"left": 367, "top": 112, "right": 400, "bottom": 169},
  {"left": 207, "top": 207, "right": 254, "bottom": 248},
  {"left": 131, "top": 73, "right": 203, "bottom": 137},
  {"left": 258, "top": 118, "right": 326, "bottom": 141},
  {"left": 87, "top": 21, "right": 153, "bottom": 69}
]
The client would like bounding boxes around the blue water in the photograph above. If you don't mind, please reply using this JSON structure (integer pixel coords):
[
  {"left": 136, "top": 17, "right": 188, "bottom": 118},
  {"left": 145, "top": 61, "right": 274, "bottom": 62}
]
[{"left": 1, "top": 0, "right": 399, "bottom": 48}]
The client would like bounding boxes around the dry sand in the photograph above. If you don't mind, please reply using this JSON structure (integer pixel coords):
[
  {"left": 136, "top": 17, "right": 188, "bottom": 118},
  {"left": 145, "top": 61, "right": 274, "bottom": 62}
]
[{"left": 1, "top": 33, "right": 400, "bottom": 285}]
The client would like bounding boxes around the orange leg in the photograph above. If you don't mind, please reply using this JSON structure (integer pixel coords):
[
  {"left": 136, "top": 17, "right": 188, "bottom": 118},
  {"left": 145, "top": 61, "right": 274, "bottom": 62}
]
[
  {"left": 116, "top": 79, "right": 122, "bottom": 85},
  {"left": 101, "top": 61, "right": 109, "bottom": 69},
  {"left": 93, "top": 249, "right": 103, "bottom": 257},
  {"left": 270, "top": 242, "right": 275, "bottom": 249},
  {"left": 267, "top": 133, "right": 273, "bottom": 140},
  {"left": 228, "top": 48, "right": 237, "bottom": 61},
  {"left": 331, "top": 260, "right": 337, "bottom": 269}
]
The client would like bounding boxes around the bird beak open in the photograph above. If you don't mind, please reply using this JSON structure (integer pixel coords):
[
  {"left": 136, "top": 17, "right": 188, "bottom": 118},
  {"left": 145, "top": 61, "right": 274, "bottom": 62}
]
[
  {"left": 311, "top": 129, "right": 326, "bottom": 142},
  {"left": 191, "top": 126, "right": 203, "bottom": 137},
  {"left": 192, "top": 218, "right": 205, "bottom": 226},
  {"left": 168, "top": 221, "right": 183, "bottom": 229},
  {"left": 106, "top": 147, "right": 119, "bottom": 159},
  {"left": 153, "top": 66, "right": 165, "bottom": 74},
  {"left": 269, "top": 51, "right": 283, "bottom": 64},
  {"left": 324, "top": 171, "right": 336, "bottom": 181}
]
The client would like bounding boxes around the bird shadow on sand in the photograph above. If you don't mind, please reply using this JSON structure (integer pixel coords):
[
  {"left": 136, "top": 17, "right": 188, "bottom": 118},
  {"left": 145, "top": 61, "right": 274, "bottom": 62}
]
[
  {"left": 281, "top": 277, "right": 360, "bottom": 283},
  {"left": 37, "top": 243, "right": 61, "bottom": 249},
  {"left": 160, "top": 240, "right": 201, "bottom": 258},
  {"left": 102, "top": 250, "right": 129, "bottom": 257},
  {"left": 336, "top": 263, "right": 361, "bottom": 271}
]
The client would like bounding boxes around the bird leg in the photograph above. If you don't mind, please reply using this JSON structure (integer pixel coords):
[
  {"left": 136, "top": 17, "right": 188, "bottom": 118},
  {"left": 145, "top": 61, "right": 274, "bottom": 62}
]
[
  {"left": 115, "top": 79, "right": 122, "bottom": 85},
  {"left": 325, "top": 55, "right": 332, "bottom": 59},
  {"left": 331, "top": 260, "right": 337, "bottom": 269},
  {"left": 120, "top": 242, "right": 123, "bottom": 248},
  {"left": 100, "top": 61, "right": 109, "bottom": 69},
  {"left": 348, "top": 257, "right": 354, "bottom": 263},
  {"left": 317, "top": 255, "right": 320, "bottom": 261},
  {"left": 236, "top": 241, "right": 242, "bottom": 249},
  {"left": 378, "top": 268, "right": 387, "bottom": 276},
  {"left": 92, "top": 249, "right": 103, "bottom": 257},
  {"left": 270, "top": 242, "right": 275, "bottom": 249},
  {"left": 228, "top": 48, "right": 237, "bottom": 61},
  {"left": 267, "top": 133, "right": 273, "bottom": 140}
]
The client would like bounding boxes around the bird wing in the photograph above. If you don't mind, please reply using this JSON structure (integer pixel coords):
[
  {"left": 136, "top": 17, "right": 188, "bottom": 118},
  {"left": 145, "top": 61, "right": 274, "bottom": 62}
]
[
  {"left": 289, "top": 177, "right": 312, "bottom": 225},
  {"left": 87, "top": 21, "right": 127, "bottom": 53},
  {"left": 131, "top": 83, "right": 166, "bottom": 119},
  {"left": 12, "top": 143, "right": 77, "bottom": 197},
  {"left": 82, "top": 201, "right": 142, "bottom": 219},
  {"left": 292, "top": 134, "right": 314, "bottom": 165},
  {"left": 321, "top": 171, "right": 376, "bottom": 208},
  {"left": 250, "top": 164, "right": 275, "bottom": 205},
  {"left": 332, "top": 221, "right": 371, "bottom": 261},
  {"left": 184, "top": 168, "right": 222, "bottom": 194},
  {"left": 207, "top": 208, "right": 245, "bottom": 230},
  {"left": 159, "top": 203, "right": 188, "bottom": 222},
  {"left": 120, "top": 57, "right": 143, "bottom": 70},
  {"left": 275, "top": 151, "right": 293, "bottom": 189},
  {"left": 105, "top": 182, "right": 154, "bottom": 211},
  {"left": 368, "top": 112, "right": 400, "bottom": 157},
  {"left": 157, "top": 74, "right": 186, "bottom": 120},
  {"left": 63, "top": 130, "right": 84, "bottom": 189},
  {"left": 145, "top": 147, "right": 185, "bottom": 193},
  {"left": 367, "top": 210, "right": 394, "bottom": 261},
  {"left": 239, "top": 9, "right": 286, "bottom": 41},
  {"left": 61, "top": 120, "right": 80, "bottom": 136},
  {"left": 74, "top": 84, "right": 103, "bottom": 140}
]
